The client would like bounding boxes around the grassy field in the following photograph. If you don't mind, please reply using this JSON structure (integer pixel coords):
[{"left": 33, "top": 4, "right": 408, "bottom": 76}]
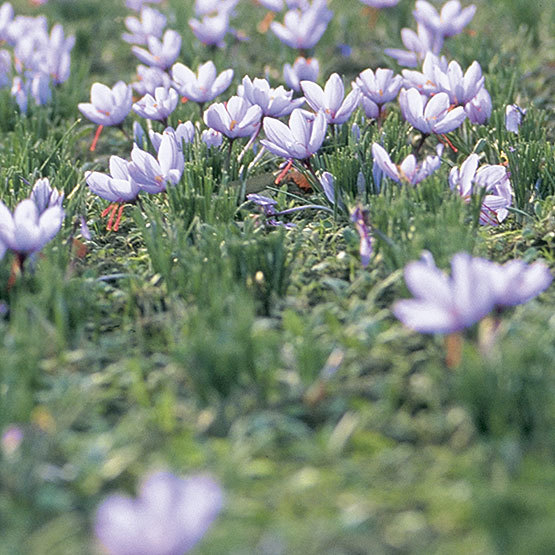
[{"left": 0, "top": 0, "right": 554, "bottom": 553}]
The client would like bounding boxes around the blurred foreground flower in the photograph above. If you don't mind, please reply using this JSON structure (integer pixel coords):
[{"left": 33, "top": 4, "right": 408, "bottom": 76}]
[
  {"left": 95, "top": 472, "right": 223, "bottom": 555},
  {"left": 0, "top": 198, "right": 63, "bottom": 261},
  {"left": 393, "top": 252, "right": 552, "bottom": 334}
]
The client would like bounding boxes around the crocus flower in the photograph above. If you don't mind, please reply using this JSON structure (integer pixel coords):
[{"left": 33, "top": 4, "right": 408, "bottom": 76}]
[
  {"left": 122, "top": 6, "right": 166, "bottom": 45},
  {"left": 132, "top": 65, "right": 172, "bottom": 97},
  {"left": 172, "top": 61, "right": 233, "bottom": 105},
  {"left": 372, "top": 143, "right": 443, "bottom": 185},
  {"left": 261, "top": 108, "right": 327, "bottom": 160},
  {"left": 132, "top": 29, "right": 182, "bottom": 70},
  {"left": 30, "top": 177, "right": 63, "bottom": 214},
  {"left": 128, "top": 134, "right": 184, "bottom": 194},
  {"left": 393, "top": 252, "right": 496, "bottom": 333},
  {"left": 189, "top": 12, "right": 230, "bottom": 47},
  {"left": 433, "top": 60, "right": 484, "bottom": 106},
  {"left": 465, "top": 87, "right": 492, "bottom": 124},
  {"left": 204, "top": 96, "right": 262, "bottom": 139},
  {"left": 413, "top": 0, "right": 476, "bottom": 39},
  {"left": 270, "top": 0, "right": 333, "bottom": 50},
  {"left": 194, "top": 0, "right": 238, "bottom": 16},
  {"left": 354, "top": 68, "right": 402, "bottom": 117},
  {"left": 283, "top": 57, "right": 319, "bottom": 92},
  {"left": 401, "top": 52, "right": 447, "bottom": 96},
  {"left": 486, "top": 259, "right": 552, "bottom": 309},
  {"left": 11, "top": 74, "right": 51, "bottom": 114},
  {"left": 78, "top": 81, "right": 132, "bottom": 126},
  {"left": 95, "top": 471, "right": 223, "bottom": 555},
  {"left": 505, "top": 104, "right": 526, "bottom": 134},
  {"left": 149, "top": 122, "right": 196, "bottom": 151},
  {"left": 449, "top": 153, "right": 512, "bottom": 225},
  {"left": 201, "top": 128, "right": 223, "bottom": 147},
  {"left": 238, "top": 76, "right": 305, "bottom": 118},
  {"left": 43, "top": 23, "right": 75, "bottom": 85},
  {"left": 301, "top": 73, "right": 361, "bottom": 125},
  {"left": 385, "top": 24, "right": 443, "bottom": 68},
  {"left": 133, "top": 87, "right": 178, "bottom": 121},
  {"left": 0, "top": 198, "right": 63, "bottom": 260},
  {"left": 86, "top": 156, "right": 142, "bottom": 203},
  {"left": 351, "top": 205, "right": 372, "bottom": 267},
  {"left": 399, "top": 88, "right": 466, "bottom": 134}
]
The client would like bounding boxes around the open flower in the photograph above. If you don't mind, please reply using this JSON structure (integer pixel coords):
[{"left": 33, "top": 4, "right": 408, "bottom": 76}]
[
  {"left": 129, "top": 133, "right": 184, "bottom": 193},
  {"left": 122, "top": 6, "right": 166, "bottom": 45},
  {"left": 133, "top": 87, "right": 178, "bottom": 121},
  {"left": 449, "top": 153, "right": 512, "bottom": 225},
  {"left": 78, "top": 81, "right": 132, "bottom": 126},
  {"left": 270, "top": 0, "right": 333, "bottom": 50},
  {"left": 301, "top": 73, "right": 360, "bottom": 125},
  {"left": 372, "top": 143, "right": 443, "bottom": 185},
  {"left": 283, "top": 57, "right": 319, "bottom": 92},
  {"left": 204, "top": 96, "right": 262, "bottom": 139},
  {"left": 172, "top": 61, "right": 233, "bottom": 105},
  {"left": 399, "top": 88, "right": 466, "bottom": 134},
  {"left": 0, "top": 198, "right": 63, "bottom": 260},
  {"left": 132, "top": 29, "right": 182, "bottom": 69},
  {"left": 393, "top": 252, "right": 496, "bottom": 333},
  {"left": 95, "top": 472, "right": 223, "bottom": 555},
  {"left": 239, "top": 76, "right": 305, "bottom": 118},
  {"left": 385, "top": 24, "right": 443, "bottom": 68},
  {"left": 86, "top": 156, "right": 142, "bottom": 203},
  {"left": 189, "top": 12, "right": 230, "bottom": 47},
  {"left": 261, "top": 108, "right": 327, "bottom": 160},
  {"left": 413, "top": 0, "right": 476, "bottom": 39}
]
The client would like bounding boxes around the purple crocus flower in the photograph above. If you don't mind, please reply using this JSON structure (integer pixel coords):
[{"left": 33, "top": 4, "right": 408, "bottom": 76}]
[
  {"left": 434, "top": 60, "right": 484, "bottom": 106},
  {"left": 385, "top": 24, "right": 443, "bottom": 68},
  {"left": 133, "top": 87, "right": 178, "bottom": 121},
  {"left": 399, "top": 88, "right": 466, "bottom": 134},
  {"left": 94, "top": 471, "right": 223, "bottom": 555},
  {"left": 189, "top": 12, "right": 230, "bottom": 48},
  {"left": 86, "top": 156, "right": 142, "bottom": 203},
  {"left": 301, "top": 73, "right": 360, "bottom": 125},
  {"left": 464, "top": 87, "right": 492, "bottom": 125},
  {"left": 150, "top": 122, "right": 195, "bottom": 151},
  {"left": 132, "top": 65, "right": 172, "bottom": 97},
  {"left": 351, "top": 205, "right": 372, "bottom": 267},
  {"left": 0, "top": 2, "right": 13, "bottom": 43},
  {"left": 505, "top": 104, "right": 526, "bottom": 134},
  {"left": 0, "top": 198, "right": 63, "bottom": 260},
  {"left": 1, "top": 425, "right": 23, "bottom": 457},
  {"left": 354, "top": 68, "right": 402, "bottom": 117},
  {"left": 171, "top": 61, "right": 233, "bottom": 105},
  {"left": 204, "top": 96, "right": 262, "bottom": 139},
  {"left": 78, "top": 81, "right": 132, "bottom": 126},
  {"left": 238, "top": 76, "right": 305, "bottom": 118},
  {"left": 270, "top": 0, "right": 333, "bottom": 50},
  {"left": 201, "top": 128, "right": 223, "bottom": 148},
  {"left": 401, "top": 52, "right": 447, "bottom": 96},
  {"left": 393, "top": 252, "right": 496, "bottom": 333},
  {"left": 11, "top": 74, "right": 51, "bottom": 114},
  {"left": 372, "top": 143, "right": 443, "bottom": 185},
  {"left": 194, "top": 0, "right": 238, "bottom": 17},
  {"left": 261, "top": 108, "right": 327, "bottom": 160},
  {"left": 129, "top": 133, "right": 184, "bottom": 193},
  {"left": 132, "top": 29, "right": 182, "bottom": 70},
  {"left": 283, "top": 57, "right": 319, "bottom": 92},
  {"left": 122, "top": 7, "right": 166, "bottom": 45},
  {"left": 449, "top": 153, "right": 512, "bottom": 226},
  {"left": 486, "top": 259, "right": 552, "bottom": 309},
  {"left": 413, "top": 1, "right": 476, "bottom": 39},
  {"left": 30, "top": 177, "right": 63, "bottom": 214}
]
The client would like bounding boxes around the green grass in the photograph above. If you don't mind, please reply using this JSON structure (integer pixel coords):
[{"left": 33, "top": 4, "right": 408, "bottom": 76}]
[{"left": 1, "top": 0, "right": 554, "bottom": 553}]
